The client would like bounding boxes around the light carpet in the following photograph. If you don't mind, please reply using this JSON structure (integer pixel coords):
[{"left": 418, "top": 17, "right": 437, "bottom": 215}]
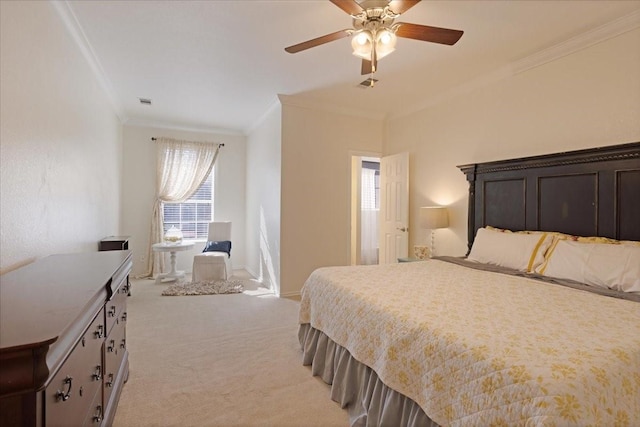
[{"left": 113, "top": 272, "right": 348, "bottom": 427}]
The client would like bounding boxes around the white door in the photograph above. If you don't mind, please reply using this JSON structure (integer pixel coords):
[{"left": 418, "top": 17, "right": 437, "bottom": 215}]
[{"left": 379, "top": 152, "right": 409, "bottom": 263}]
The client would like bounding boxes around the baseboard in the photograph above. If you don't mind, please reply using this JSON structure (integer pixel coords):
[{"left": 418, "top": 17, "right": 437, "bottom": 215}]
[
  {"left": 279, "top": 290, "right": 301, "bottom": 299},
  {"left": 242, "top": 265, "right": 260, "bottom": 280}
]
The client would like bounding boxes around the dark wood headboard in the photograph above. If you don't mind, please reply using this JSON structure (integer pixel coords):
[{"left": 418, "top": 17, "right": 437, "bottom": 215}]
[{"left": 458, "top": 142, "right": 640, "bottom": 252}]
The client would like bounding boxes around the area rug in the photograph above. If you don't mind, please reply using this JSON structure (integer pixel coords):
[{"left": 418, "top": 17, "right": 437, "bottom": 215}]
[{"left": 161, "top": 280, "right": 244, "bottom": 296}]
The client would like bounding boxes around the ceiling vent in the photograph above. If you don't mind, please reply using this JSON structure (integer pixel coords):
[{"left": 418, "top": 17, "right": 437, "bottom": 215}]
[
  {"left": 139, "top": 98, "right": 152, "bottom": 105},
  {"left": 358, "top": 78, "right": 378, "bottom": 88}
]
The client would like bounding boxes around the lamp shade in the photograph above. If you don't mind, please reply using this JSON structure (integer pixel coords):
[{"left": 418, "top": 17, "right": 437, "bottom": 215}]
[
  {"left": 351, "top": 31, "right": 373, "bottom": 60},
  {"left": 420, "top": 206, "right": 449, "bottom": 230},
  {"left": 375, "top": 29, "right": 396, "bottom": 59}
]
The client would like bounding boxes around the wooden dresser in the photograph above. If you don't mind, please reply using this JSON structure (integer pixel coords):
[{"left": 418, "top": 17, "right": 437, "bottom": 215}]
[{"left": 0, "top": 251, "right": 132, "bottom": 426}]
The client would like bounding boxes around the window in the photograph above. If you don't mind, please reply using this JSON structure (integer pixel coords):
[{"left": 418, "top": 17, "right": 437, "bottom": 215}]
[
  {"left": 361, "top": 160, "right": 380, "bottom": 210},
  {"left": 163, "top": 170, "right": 214, "bottom": 240}
]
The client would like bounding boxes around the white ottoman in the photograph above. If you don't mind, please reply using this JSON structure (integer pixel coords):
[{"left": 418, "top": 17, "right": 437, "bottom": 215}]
[{"left": 192, "top": 252, "right": 230, "bottom": 282}]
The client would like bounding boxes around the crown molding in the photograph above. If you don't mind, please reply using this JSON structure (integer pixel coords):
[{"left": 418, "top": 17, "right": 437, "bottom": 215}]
[
  {"left": 513, "top": 9, "right": 640, "bottom": 74},
  {"left": 388, "top": 65, "right": 515, "bottom": 120},
  {"left": 278, "top": 94, "right": 387, "bottom": 121},
  {"left": 123, "top": 118, "right": 245, "bottom": 137},
  {"left": 51, "top": 1, "right": 125, "bottom": 121},
  {"left": 390, "top": 9, "right": 640, "bottom": 121}
]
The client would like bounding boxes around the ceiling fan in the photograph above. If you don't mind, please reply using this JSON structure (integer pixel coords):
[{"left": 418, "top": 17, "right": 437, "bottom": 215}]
[{"left": 284, "top": 0, "right": 463, "bottom": 76}]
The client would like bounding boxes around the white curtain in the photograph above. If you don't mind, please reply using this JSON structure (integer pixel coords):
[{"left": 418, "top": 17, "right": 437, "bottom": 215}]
[
  {"left": 361, "top": 168, "right": 379, "bottom": 265},
  {"left": 141, "top": 137, "right": 221, "bottom": 278}
]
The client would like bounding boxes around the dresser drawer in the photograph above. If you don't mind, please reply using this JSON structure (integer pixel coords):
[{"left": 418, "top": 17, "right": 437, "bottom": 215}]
[
  {"left": 103, "top": 317, "right": 126, "bottom": 410},
  {"left": 45, "top": 311, "right": 104, "bottom": 427},
  {"left": 82, "top": 386, "right": 104, "bottom": 426},
  {"left": 105, "top": 286, "right": 127, "bottom": 335},
  {"left": 112, "top": 275, "right": 130, "bottom": 300}
]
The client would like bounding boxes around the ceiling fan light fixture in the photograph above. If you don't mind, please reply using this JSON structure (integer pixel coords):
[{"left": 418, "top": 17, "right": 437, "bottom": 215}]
[
  {"left": 375, "top": 28, "right": 396, "bottom": 59},
  {"left": 351, "top": 30, "right": 373, "bottom": 59},
  {"left": 379, "top": 31, "right": 392, "bottom": 45},
  {"left": 351, "top": 28, "right": 396, "bottom": 61}
]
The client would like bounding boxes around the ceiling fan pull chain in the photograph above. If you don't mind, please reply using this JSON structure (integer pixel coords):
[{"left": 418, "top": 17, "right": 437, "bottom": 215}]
[{"left": 371, "top": 36, "right": 378, "bottom": 74}]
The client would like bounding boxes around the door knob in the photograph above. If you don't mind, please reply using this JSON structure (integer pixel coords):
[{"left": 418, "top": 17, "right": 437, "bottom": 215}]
[{"left": 397, "top": 227, "right": 408, "bottom": 232}]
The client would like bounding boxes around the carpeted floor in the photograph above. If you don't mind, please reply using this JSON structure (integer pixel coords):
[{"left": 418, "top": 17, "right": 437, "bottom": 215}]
[{"left": 113, "top": 271, "right": 348, "bottom": 427}]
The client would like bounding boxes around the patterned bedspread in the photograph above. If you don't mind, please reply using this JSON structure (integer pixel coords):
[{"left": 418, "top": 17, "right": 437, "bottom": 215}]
[{"left": 299, "top": 260, "right": 640, "bottom": 426}]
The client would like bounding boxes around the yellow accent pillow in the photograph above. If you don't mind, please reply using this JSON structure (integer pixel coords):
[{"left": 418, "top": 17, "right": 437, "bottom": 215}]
[{"left": 542, "top": 232, "right": 639, "bottom": 246}]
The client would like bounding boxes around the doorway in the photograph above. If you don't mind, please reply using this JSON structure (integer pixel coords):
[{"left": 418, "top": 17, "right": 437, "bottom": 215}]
[{"left": 350, "top": 154, "right": 380, "bottom": 265}]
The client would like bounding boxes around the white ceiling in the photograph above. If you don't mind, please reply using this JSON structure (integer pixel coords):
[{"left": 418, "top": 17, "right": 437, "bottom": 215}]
[{"left": 63, "top": 0, "right": 640, "bottom": 134}]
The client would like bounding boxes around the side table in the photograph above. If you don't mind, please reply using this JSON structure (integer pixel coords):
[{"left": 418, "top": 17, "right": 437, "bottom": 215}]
[{"left": 152, "top": 242, "right": 195, "bottom": 283}]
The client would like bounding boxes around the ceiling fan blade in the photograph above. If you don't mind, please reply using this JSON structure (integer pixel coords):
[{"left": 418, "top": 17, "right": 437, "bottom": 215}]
[
  {"left": 387, "top": 0, "right": 421, "bottom": 15},
  {"left": 330, "top": 0, "right": 364, "bottom": 15},
  {"left": 285, "top": 29, "right": 351, "bottom": 54},
  {"left": 395, "top": 23, "right": 463, "bottom": 45},
  {"left": 361, "top": 59, "right": 372, "bottom": 75}
]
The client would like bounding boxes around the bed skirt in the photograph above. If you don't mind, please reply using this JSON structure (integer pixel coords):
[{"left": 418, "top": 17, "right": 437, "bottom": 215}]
[{"left": 298, "top": 323, "right": 438, "bottom": 427}]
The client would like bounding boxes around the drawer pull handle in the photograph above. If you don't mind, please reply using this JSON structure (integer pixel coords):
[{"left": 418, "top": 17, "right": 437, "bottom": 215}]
[
  {"left": 93, "top": 405, "right": 103, "bottom": 423},
  {"left": 106, "top": 373, "right": 114, "bottom": 388},
  {"left": 94, "top": 324, "right": 104, "bottom": 339},
  {"left": 120, "top": 338, "right": 126, "bottom": 349},
  {"left": 107, "top": 339, "right": 115, "bottom": 352},
  {"left": 108, "top": 306, "right": 117, "bottom": 317},
  {"left": 93, "top": 365, "right": 102, "bottom": 381},
  {"left": 121, "top": 312, "right": 127, "bottom": 322},
  {"left": 56, "top": 376, "right": 73, "bottom": 401}
]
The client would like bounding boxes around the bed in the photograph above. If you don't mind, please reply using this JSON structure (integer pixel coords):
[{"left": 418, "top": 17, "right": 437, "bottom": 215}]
[{"left": 298, "top": 142, "right": 640, "bottom": 426}]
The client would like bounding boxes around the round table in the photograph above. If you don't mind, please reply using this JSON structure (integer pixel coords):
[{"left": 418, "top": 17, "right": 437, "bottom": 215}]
[{"left": 152, "top": 242, "right": 195, "bottom": 283}]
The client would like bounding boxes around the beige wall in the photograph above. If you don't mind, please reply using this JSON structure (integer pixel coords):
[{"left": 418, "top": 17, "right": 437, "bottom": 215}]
[
  {"left": 121, "top": 124, "right": 247, "bottom": 277},
  {"left": 0, "top": 1, "right": 122, "bottom": 273},
  {"left": 245, "top": 103, "right": 282, "bottom": 293},
  {"left": 3, "top": 1, "right": 637, "bottom": 295},
  {"left": 280, "top": 100, "right": 384, "bottom": 296},
  {"left": 386, "top": 28, "right": 640, "bottom": 257}
]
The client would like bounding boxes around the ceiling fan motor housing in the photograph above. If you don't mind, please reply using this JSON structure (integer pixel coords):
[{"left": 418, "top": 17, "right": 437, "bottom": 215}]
[
  {"left": 358, "top": 0, "right": 395, "bottom": 14},
  {"left": 352, "top": 0, "right": 401, "bottom": 28}
]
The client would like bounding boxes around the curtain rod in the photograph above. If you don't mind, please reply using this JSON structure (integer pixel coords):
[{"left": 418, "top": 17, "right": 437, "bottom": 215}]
[{"left": 150, "top": 137, "right": 224, "bottom": 147}]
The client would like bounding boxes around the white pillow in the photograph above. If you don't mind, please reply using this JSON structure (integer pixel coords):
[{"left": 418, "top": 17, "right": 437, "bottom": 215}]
[
  {"left": 467, "top": 227, "right": 553, "bottom": 272},
  {"left": 536, "top": 240, "right": 640, "bottom": 293}
]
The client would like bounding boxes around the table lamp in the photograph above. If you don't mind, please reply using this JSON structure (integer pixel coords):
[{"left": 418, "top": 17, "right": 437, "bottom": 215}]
[{"left": 420, "top": 206, "right": 449, "bottom": 257}]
